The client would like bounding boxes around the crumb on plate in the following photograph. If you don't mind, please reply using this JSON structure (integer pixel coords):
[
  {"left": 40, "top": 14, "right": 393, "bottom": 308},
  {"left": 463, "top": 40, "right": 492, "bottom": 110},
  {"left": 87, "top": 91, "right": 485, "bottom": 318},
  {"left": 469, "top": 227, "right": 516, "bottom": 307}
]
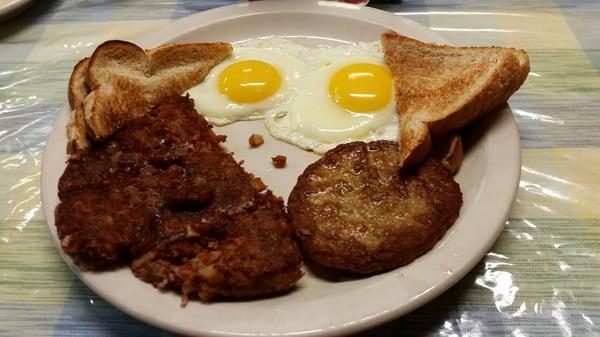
[
  {"left": 271, "top": 155, "right": 287, "bottom": 168},
  {"left": 249, "top": 133, "right": 264, "bottom": 148}
]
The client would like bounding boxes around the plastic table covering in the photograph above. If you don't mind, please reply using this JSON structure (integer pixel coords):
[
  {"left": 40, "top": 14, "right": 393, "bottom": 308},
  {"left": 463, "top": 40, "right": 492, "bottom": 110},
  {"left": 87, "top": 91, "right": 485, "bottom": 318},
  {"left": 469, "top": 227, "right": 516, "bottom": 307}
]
[{"left": 1, "top": 0, "right": 599, "bottom": 336}]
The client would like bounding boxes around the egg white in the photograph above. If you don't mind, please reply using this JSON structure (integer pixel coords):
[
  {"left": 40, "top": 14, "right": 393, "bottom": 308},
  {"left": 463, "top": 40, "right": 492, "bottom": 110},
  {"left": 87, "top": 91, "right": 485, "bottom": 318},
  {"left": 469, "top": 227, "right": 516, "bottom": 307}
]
[{"left": 186, "top": 47, "right": 305, "bottom": 126}]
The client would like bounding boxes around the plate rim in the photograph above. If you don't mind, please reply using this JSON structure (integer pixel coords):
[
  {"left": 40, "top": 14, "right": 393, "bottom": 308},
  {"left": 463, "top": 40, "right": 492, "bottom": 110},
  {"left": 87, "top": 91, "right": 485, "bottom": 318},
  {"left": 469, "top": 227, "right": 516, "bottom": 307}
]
[{"left": 41, "top": 1, "right": 522, "bottom": 336}]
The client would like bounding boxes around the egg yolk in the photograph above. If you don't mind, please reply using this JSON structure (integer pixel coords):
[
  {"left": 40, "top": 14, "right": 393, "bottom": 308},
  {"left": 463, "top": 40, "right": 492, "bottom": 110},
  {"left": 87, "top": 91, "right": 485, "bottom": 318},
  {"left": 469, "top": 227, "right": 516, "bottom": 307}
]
[
  {"left": 328, "top": 63, "right": 392, "bottom": 113},
  {"left": 218, "top": 60, "right": 282, "bottom": 103}
]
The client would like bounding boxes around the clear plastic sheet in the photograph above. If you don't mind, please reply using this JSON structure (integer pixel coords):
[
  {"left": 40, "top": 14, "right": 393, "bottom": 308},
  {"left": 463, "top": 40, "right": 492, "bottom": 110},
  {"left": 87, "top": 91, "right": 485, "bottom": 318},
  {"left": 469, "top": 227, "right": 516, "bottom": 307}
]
[{"left": 1, "top": 1, "right": 599, "bottom": 336}]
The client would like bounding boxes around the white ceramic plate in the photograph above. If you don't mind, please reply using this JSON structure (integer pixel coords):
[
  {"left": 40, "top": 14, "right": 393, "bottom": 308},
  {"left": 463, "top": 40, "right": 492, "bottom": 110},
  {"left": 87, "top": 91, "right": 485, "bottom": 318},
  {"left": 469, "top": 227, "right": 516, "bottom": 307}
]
[
  {"left": 0, "top": 0, "right": 35, "bottom": 21},
  {"left": 41, "top": 1, "right": 521, "bottom": 336}
]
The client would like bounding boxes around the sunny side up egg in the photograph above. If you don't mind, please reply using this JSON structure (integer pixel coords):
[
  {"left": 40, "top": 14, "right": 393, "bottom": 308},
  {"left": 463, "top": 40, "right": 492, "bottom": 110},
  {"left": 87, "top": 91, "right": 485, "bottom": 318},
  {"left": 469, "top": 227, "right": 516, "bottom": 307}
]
[
  {"left": 266, "top": 55, "right": 398, "bottom": 154},
  {"left": 186, "top": 47, "right": 305, "bottom": 126}
]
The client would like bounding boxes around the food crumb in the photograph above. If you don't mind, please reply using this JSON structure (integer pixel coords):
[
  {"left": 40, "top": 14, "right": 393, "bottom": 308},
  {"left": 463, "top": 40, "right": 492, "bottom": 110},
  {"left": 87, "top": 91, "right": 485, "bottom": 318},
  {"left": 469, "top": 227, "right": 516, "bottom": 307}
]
[
  {"left": 250, "top": 176, "right": 267, "bottom": 191},
  {"left": 271, "top": 155, "right": 287, "bottom": 168},
  {"left": 248, "top": 133, "right": 264, "bottom": 148}
]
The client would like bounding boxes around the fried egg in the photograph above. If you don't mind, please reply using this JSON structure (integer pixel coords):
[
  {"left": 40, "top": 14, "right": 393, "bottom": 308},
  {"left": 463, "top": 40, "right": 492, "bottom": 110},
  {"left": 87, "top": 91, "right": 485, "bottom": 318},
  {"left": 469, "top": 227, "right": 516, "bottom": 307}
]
[
  {"left": 187, "top": 47, "right": 304, "bottom": 126},
  {"left": 266, "top": 56, "right": 397, "bottom": 153}
]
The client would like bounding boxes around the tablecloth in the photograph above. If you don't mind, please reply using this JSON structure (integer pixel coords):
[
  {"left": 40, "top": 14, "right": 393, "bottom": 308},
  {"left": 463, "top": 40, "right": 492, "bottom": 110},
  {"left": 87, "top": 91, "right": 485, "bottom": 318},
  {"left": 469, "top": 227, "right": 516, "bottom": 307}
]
[{"left": 1, "top": 0, "right": 599, "bottom": 336}]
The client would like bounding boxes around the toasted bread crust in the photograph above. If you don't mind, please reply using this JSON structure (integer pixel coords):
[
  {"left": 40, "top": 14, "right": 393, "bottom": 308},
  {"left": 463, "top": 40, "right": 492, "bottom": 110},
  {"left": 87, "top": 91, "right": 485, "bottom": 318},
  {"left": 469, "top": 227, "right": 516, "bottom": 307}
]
[
  {"left": 288, "top": 141, "right": 462, "bottom": 274},
  {"left": 431, "top": 133, "right": 463, "bottom": 175},
  {"left": 381, "top": 30, "right": 529, "bottom": 169},
  {"left": 399, "top": 117, "right": 432, "bottom": 169},
  {"left": 66, "top": 40, "right": 232, "bottom": 154},
  {"left": 66, "top": 58, "right": 91, "bottom": 154},
  {"left": 68, "top": 58, "right": 90, "bottom": 109}
]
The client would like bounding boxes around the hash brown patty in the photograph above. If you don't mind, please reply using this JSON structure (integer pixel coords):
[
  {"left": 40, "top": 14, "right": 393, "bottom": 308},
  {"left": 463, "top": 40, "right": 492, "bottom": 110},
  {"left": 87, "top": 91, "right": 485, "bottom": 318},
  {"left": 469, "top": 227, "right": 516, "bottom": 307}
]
[
  {"left": 288, "top": 141, "right": 462, "bottom": 274},
  {"left": 55, "top": 96, "right": 302, "bottom": 302}
]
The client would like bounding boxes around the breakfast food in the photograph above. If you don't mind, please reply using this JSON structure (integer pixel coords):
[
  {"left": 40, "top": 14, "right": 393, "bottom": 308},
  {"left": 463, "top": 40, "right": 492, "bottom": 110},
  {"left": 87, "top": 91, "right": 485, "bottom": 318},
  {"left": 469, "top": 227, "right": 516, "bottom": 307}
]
[
  {"left": 57, "top": 96, "right": 221, "bottom": 267},
  {"left": 260, "top": 39, "right": 399, "bottom": 153},
  {"left": 271, "top": 58, "right": 397, "bottom": 154},
  {"left": 187, "top": 47, "right": 304, "bottom": 126},
  {"left": 56, "top": 96, "right": 302, "bottom": 302},
  {"left": 55, "top": 25, "right": 529, "bottom": 306},
  {"left": 67, "top": 40, "right": 232, "bottom": 154},
  {"left": 381, "top": 30, "right": 529, "bottom": 169},
  {"left": 132, "top": 187, "right": 302, "bottom": 304},
  {"left": 287, "top": 141, "right": 462, "bottom": 274}
]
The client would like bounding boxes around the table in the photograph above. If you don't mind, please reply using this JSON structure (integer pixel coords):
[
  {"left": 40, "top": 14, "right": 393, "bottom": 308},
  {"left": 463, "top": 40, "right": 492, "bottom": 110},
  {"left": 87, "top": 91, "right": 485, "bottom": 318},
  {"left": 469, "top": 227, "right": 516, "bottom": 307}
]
[{"left": 1, "top": 1, "right": 599, "bottom": 336}]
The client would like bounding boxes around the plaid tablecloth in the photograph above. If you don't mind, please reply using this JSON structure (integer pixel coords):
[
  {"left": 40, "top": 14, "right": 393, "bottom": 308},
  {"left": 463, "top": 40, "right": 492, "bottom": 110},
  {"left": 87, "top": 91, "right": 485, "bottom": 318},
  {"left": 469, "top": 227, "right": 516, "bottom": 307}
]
[{"left": 1, "top": 0, "right": 599, "bottom": 336}]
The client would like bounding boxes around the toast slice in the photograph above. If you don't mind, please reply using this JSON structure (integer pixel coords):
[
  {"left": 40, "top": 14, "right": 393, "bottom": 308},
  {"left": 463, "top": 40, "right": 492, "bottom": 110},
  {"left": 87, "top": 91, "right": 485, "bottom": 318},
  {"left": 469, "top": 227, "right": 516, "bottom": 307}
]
[
  {"left": 67, "top": 40, "right": 232, "bottom": 154},
  {"left": 381, "top": 30, "right": 529, "bottom": 169}
]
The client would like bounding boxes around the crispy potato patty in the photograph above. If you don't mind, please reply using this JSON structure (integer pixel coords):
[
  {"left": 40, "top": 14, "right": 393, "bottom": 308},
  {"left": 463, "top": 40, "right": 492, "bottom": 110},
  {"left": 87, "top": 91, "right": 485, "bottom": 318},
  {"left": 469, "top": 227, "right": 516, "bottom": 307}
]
[
  {"left": 288, "top": 141, "right": 462, "bottom": 274},
  {"left": 56, "top": 96, "right": 302, "bottom": 303}
]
